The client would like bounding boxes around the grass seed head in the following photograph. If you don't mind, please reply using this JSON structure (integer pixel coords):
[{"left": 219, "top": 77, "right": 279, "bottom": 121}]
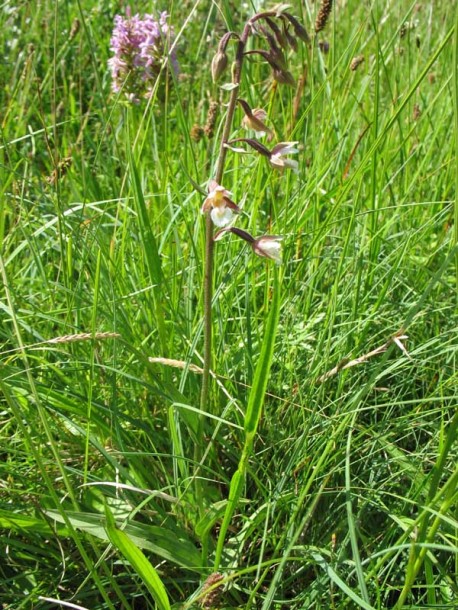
[{"left": 315, "top": 0, "right": 334, "bottom": 33}]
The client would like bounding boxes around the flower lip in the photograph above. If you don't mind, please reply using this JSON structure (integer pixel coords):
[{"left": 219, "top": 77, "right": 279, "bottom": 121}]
[
  {"left": 270, "top": 155, "right": 299, "bottom": 172},
  {"left": 210, "top": 206, "right": 235, "bottom": 227}
]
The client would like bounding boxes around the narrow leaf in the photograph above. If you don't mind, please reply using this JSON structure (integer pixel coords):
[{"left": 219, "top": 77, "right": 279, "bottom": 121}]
[{"left": 105, "top": 506, "right": 171, "bottom": 610}]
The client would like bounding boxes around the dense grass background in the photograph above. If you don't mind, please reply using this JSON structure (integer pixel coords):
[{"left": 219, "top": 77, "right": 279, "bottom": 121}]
[{"left": 1, "top": 0, "right": 457, "bottom": 608}]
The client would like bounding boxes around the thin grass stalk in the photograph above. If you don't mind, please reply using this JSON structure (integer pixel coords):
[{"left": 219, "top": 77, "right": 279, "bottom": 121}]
[
  {"left": 394, "top": 408, "right": 458, "bottom": 608},
  {"left": 394, "top": 463, "right": 458, "bottom": 609},
  {"left": 0, "top": 259, "right": 123, "bottom": 608}
]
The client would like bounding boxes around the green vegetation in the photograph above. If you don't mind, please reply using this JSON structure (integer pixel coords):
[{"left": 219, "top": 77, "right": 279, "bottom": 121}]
[{"left": 1, "top": 1, "right": 457, "bottom": 608}]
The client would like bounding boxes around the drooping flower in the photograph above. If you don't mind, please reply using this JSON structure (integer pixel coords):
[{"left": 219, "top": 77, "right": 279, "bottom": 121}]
[
  {"left": 269, "top": 142, "right": 299, "bottom": 172},
  {"left": 108, "top": 10, "right": 178, "bottom": 102},
  {"left": 225, "top": 138, "right": 299, "bottom": 173},
  {"left": 238, "top": 99, "right": 274, "bottom": 140},
  {"left": 252, "top": 235, "right": 283, "bottom": 264},
  {"left": 201, "top": 180, "right": 241, "bottom": 227},
  {"left": 214, "top": 227, "right": 283, "bottom": 264}
]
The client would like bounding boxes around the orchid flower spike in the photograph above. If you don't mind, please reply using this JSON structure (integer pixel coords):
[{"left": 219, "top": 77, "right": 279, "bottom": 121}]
[
  {"left": 201, "top": 180, "right": 241, "bottom": 227},
  {"left": 214, "top": 227, "right": 283, "bottom": 265}
]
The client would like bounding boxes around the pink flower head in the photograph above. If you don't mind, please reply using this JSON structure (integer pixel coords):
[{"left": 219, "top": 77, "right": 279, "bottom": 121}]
[
  {"left": 108, "top": 11, "right": 178, "bottom": 102},
  {"left": 201, "top": 180, "right": 241, "bottom": 227}
]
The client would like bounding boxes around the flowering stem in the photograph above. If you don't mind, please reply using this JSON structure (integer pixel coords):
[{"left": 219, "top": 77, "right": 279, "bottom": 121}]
[
  {"left": 199, "top": 33, "right": 249, "bottom": 420},
  {"left": 200, "top": 13, "right": 277, "bottom": 418},
  {"left": 197, "top": 10, "right": 286, "bottom": 531}
]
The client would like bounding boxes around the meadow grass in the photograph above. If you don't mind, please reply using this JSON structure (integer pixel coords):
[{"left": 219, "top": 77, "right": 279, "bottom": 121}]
[{"left": 0, "top": 0, "right": 457, "bottom": 608}]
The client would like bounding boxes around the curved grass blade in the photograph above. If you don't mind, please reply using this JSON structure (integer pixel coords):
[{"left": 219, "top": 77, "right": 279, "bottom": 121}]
[{"left": 105, "top": 505, "right": 171, "bottom": 610}]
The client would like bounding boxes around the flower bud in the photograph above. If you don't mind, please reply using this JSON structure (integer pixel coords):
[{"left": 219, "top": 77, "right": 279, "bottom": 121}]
[
  {"left": 282, "top": 24, "right": 298, "bottom": 51},
  {"left": 264, "top": 17, "right": 288, "bottom": 50},
  {"left": 211, "top": 50, "right": 228, "bottom": 82}
]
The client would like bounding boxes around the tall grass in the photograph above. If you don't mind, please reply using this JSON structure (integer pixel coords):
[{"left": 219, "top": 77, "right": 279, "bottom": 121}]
[{"left": 0, "top": 0, "right": 456, "bottom": 608}]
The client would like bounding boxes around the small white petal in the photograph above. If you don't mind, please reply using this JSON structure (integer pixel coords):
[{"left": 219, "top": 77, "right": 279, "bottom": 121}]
[{"left": 210, "top": 206, "right": 234, "bottom": 227}]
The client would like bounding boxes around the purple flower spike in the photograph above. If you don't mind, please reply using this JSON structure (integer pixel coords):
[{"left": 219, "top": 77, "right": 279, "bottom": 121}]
[{"left": 108, "top": 11, "right": 178, "bottom": 102}]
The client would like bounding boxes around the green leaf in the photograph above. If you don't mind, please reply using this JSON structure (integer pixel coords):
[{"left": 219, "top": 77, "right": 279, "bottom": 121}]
[
  {"left": 312, "top": 552, "right": 377, "bottom": 610},
  {"left": 244, "top": 270, "right": 281, "bottom": 435},
  {"left": 46, "top": 510, "right": 202, "bottom": 571},
  {"left": 128, "top": 150, "right": 162, "bottom": 287},
  {"left": 105, "top": 505, "right": 171, "bottom": 610}
]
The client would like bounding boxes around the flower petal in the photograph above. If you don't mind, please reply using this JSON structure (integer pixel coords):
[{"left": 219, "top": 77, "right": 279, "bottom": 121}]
[
  {"left": 207, "top": 179, "right": 219, "bottom": 193},
  {"left": 223, "top": 196, "right": 241, "bottom": 212},
  {"left": 271, "top": 141, "right": 299, "bottom": 155},
  {"left": 270, "top": 154, "right": 285, "bottom": 168},
  {"left": 210, "top": 206, "right": 234, "bottom": 227},
  {"left": 201, "top": 196, "right": 213, "bottom": 213},
  {"left": 283, "top": 159, "right": 299, "bottom": 173}
]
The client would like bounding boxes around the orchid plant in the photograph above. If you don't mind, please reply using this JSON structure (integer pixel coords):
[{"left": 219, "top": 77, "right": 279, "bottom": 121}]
[{"left": 199, "top": 7, "right": 308, "bottom": 451}]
